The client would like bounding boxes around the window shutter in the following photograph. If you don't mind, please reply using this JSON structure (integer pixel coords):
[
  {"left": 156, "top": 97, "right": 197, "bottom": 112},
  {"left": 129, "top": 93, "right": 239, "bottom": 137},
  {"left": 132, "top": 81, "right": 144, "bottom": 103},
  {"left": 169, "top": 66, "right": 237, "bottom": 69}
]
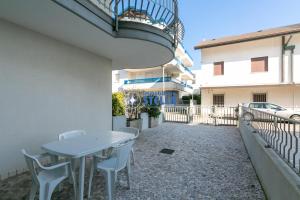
[
  {"left": 251, "top": 57, "right": 268, "bottom": 72},
  {"left": 214, "top": 62, "right": 224, "bottom": 76}
]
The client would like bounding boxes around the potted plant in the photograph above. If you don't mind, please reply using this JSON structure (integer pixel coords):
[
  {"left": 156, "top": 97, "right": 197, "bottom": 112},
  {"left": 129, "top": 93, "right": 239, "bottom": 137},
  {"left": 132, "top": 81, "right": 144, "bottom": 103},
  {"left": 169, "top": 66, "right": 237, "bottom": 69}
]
[
  {"left": 112, "top": 92, "right": 126, "bottom": 130},
  {"left": 147, "top": 106, "right": 161, "bottom": 128}
]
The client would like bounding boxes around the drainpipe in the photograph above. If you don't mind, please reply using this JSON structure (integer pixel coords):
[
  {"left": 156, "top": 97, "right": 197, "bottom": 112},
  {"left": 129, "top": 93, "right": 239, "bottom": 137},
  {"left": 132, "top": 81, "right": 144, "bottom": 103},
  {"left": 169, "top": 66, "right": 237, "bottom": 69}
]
[
  {"left": 280, "top": 36, "right": 285, "bottom": 83},
  {"left": 283, "top": 35, "right": 295, "bottom": 84},
  {"left": 288, "top": 49, "right": 294, "bottom": 83}
]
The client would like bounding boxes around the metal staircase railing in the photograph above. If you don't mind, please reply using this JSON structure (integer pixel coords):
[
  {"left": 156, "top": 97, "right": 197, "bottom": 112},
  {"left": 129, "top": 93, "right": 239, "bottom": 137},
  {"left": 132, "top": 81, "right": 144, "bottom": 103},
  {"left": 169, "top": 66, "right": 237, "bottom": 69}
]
[{"left": 89, "top": 0, "right": 182, "bottom": 47}]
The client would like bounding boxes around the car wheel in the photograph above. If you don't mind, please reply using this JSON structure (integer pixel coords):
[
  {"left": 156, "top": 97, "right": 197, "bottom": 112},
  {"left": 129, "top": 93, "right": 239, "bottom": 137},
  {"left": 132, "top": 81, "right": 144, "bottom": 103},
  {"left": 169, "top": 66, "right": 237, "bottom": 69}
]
[
  {"left": 291, "top": 114, "right": 300, "bottom": 121},
  {"left": 243, "top": 112, "right": 254, "bottom": 121}
]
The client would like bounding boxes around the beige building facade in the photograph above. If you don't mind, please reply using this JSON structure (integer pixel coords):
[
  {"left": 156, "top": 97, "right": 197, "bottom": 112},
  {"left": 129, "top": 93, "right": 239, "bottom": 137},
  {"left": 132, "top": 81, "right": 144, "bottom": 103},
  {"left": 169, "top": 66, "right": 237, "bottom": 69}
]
[{"left": 195, "top": 24, "right": 300, "bottom": 108}]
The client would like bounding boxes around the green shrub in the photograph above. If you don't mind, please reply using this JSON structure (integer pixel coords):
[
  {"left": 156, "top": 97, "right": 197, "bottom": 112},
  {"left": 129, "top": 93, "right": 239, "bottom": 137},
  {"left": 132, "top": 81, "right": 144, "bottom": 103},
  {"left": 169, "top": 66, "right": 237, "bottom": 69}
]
[
  {"left": 112, "top": 92, "right": 125, "bottom": 116},
  {"left": 147, "top": 106, "right": 161, "bottom": 118}
]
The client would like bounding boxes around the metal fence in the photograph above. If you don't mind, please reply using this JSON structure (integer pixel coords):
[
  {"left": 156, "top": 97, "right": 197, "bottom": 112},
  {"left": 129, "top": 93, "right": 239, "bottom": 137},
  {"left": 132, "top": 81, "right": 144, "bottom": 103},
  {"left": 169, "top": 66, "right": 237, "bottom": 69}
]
[
  {"left": 241, "top": 106, "right": 300, "bottom": 174},
  {"left": 163, "top": 105, "right": 238, "bottom": 126},
  {"left": 163, "top": 105, "right": 190, "bottom": 123}
]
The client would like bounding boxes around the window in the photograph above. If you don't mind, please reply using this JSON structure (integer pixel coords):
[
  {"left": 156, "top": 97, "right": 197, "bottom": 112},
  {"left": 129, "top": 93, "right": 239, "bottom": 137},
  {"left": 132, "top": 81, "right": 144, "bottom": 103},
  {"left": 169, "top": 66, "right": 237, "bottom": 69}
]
[
  {"left": 251, "top": 57, "right": 268, "bottom": 72},
  {"left": 214, "top": 61, "right": 224, "bottom": 76},
  {"left": 213, "top": 94, "right": 224, "bottom": 106},
  {"left": 253, "top": 93, "right": 267, "bottom": 102}
]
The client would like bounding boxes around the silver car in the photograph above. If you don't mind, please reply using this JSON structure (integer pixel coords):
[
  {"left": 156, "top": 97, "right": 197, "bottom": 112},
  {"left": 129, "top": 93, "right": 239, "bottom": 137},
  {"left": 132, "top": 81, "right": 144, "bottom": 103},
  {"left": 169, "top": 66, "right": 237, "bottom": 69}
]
[{"left": 243, "top": 102, "right": 300, "bottom": 121}]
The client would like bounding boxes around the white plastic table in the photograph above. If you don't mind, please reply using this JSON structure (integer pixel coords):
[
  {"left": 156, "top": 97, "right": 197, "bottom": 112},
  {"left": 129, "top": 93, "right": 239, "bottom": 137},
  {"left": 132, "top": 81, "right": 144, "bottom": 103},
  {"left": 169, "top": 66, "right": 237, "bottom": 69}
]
[{"left": 42, "top": 131, "right": 134, "bottom": 200}]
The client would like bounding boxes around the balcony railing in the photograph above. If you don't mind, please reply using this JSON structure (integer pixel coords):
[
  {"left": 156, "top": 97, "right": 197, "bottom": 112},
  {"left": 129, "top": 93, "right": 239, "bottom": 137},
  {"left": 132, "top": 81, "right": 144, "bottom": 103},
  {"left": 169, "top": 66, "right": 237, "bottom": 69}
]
[
  {"left": 124, "top": 76, "right": 193, "bottom": 89},
  {"left": 175, "top": 58, "right": 195, "bottom": 78},
  {"left": 241, "top": 106, "right": 300, "bottom": 175},
  {"left": 89, "top": 0, "right": 182, "bottom": 47}
]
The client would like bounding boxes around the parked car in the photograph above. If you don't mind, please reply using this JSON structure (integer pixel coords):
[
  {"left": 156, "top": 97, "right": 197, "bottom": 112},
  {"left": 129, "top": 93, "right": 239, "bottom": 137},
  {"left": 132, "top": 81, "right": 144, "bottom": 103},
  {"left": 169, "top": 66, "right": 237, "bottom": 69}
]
[{"left": 242, "top": 102, "right": 300, "bottom": 121}]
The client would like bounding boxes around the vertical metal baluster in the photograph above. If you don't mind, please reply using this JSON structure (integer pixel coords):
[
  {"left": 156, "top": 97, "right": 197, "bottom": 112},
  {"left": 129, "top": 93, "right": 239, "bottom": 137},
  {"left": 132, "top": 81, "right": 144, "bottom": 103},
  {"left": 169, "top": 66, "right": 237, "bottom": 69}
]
[
  {"left": 274, "top": 116, "right": 279, "bottom": 152},
  {"left": 279, "top": 118, "right": 284, "bottom": 155},
  {"left": 292, "top": 121, "right": 297, "bottom": 169},
  {"left": 283, "top": 120, "right": 288, "bottom": 159},
  {"left": 287, "top": 121, "right": 292, "bottom": 164}
]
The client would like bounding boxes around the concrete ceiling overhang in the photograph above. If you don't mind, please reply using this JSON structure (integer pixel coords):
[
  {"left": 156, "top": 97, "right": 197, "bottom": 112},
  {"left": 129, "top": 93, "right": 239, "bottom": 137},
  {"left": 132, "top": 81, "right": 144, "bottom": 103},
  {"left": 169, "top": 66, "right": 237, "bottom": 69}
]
[{"left": 0, "top": 0, "right": 175, "bottom": 69}]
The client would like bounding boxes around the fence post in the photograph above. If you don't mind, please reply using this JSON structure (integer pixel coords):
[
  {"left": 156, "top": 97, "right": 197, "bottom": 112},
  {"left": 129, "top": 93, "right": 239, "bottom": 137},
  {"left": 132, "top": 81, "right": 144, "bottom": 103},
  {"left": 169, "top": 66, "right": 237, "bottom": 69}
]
[
  {"left": 161, "top": 105, "right": 165, "bottom": 123},
  {"left": 212, "top": 106, "right": 217, "bottom": 126},
  {"left": 186, "top": 106, "right": 189, "bottom": 124}
]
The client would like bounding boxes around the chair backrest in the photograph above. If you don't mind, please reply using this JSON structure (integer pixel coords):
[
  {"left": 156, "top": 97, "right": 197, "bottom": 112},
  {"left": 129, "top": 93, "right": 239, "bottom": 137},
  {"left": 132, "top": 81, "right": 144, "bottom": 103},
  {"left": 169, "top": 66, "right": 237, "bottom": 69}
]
[
  {"left": 118, "top": 127, "right": 139, "bottom": 139},
  {"left": 114, "top": 140, "right": 135, "bottom": 171},
  {"left": 58, "top": 130, "right": 86, "bottom": 140},
  {"left": 21, "top": 149, "right": 41, "bottom": 184}
]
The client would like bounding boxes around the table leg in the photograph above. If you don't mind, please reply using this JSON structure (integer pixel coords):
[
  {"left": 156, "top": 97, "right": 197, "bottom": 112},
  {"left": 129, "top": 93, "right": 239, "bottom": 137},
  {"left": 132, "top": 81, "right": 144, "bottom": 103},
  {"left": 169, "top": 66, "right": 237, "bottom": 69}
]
[{"left": 78, "top": 156, "right": 85, "bottom": 200}]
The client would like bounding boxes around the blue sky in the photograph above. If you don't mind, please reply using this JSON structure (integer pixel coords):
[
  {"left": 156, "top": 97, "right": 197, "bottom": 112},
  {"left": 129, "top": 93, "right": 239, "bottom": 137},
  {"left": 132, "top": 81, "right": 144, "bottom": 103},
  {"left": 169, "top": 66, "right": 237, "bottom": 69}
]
[{"left": 179, "top": 0, "right": 300, "bottom": 70}]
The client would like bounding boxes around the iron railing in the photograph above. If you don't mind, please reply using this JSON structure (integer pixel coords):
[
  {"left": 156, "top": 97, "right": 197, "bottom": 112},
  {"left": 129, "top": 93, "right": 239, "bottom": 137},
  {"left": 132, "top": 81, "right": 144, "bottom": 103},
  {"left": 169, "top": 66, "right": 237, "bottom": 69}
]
[
  {"left": 241, "top": 106, "right": 300, "bottom": 174},
  {"left": 163, "top": 105, "right": 238, "bottom": 126},
  {"left": 89, "top": 0, "right": 181, "bottom": 47}
]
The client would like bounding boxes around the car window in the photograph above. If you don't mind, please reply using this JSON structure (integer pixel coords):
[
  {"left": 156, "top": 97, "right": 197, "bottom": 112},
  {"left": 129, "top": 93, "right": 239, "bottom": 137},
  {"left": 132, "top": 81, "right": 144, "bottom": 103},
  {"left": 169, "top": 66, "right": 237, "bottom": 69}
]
[
  {"left": 268, "top": 103, "right": 285, "bottom": 111},
  {"left": 251, "top": 103, "right": 264, "bottom": 109}
]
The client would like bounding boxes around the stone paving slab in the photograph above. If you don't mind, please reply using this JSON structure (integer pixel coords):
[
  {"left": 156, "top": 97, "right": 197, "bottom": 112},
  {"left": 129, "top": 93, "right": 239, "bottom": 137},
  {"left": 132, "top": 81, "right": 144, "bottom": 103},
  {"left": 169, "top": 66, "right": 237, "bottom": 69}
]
[{"left": 0, "top": 123, "right": 265, "bottom": 200}]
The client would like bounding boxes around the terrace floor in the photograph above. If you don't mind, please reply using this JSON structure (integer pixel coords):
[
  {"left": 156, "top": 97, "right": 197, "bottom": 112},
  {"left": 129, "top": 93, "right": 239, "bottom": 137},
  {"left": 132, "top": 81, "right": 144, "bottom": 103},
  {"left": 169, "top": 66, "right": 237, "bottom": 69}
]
[{"left": 0, "top": 123, "right": 265, "bottom": 200}]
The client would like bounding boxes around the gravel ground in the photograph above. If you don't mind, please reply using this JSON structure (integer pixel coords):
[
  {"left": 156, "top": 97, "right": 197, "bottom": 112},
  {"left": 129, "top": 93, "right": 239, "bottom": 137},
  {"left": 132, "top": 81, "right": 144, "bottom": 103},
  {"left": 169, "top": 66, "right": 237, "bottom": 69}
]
[{"left": 0, "top": 123, "right": 265, "bottom": 200}]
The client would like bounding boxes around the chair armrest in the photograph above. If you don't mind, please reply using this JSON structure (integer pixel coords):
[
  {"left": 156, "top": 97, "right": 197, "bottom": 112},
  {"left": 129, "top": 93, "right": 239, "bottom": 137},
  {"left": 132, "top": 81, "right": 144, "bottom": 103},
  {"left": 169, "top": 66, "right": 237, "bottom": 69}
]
[
  {"left": 33, "top": 152, "right": 53, "bottom": 160},
  {"left": 40, "top": 161, "right": 70, "bottom": 170}
]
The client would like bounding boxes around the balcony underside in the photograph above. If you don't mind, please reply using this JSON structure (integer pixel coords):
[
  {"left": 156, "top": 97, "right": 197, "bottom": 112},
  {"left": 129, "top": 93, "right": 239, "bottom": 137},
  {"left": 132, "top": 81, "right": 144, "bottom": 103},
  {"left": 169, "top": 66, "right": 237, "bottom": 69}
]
[
  {"left": 0, "top": 0, "right": 175, "bottom": 69},
  {"left": 123, "top": 81, "right": 193, "bottom": 93}
]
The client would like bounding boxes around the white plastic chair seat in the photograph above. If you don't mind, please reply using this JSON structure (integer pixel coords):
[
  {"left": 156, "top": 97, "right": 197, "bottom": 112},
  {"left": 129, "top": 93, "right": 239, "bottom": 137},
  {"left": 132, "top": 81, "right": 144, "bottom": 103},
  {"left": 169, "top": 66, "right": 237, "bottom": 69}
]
[
  {"left": 96, "top": 157, "right": 117, "bottom": 171},
  {"left": 38, "top": 167, "right": 68, "bottom": 183}
]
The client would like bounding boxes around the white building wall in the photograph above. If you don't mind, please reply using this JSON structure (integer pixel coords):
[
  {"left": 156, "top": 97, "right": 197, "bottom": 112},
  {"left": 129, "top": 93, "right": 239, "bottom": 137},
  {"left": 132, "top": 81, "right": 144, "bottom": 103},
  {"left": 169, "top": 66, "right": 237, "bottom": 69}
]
[
  {"left": 0, "top": 20, "right": 112, "bottom": 178},
  {"left": 201, "top": 37, "right": 282, "bottom": 87},
  {"left": 112, "top": 70, "right": 128, "bottom": 93},
  {"left": 200, "top": 34, "right": 300, "bottom": 87},
  {"left": 199, "top": 33, "right": 300, "bottom": 107},
  {"left": 201, "top": 86, "right": 300, "bottom": 108}
]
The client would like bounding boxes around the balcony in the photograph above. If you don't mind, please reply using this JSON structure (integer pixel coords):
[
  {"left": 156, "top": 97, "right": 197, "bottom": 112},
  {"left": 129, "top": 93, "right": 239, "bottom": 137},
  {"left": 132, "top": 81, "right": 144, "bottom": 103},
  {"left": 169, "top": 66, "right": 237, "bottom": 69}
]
[
  {"left": 123, "top": 76, "right": 193, "bottom": 93},
  {"left": 175, "top": 58, "right": 195, "bottom": 80},
  {"left": 0, "top": 0, "right": 183, "bottom": 69}
]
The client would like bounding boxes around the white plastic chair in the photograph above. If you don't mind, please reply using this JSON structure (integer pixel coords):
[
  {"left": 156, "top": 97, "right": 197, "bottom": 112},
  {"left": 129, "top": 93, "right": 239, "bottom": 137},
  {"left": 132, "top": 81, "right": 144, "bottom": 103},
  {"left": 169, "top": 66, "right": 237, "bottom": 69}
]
[
  {"left": 88, "top": 140, "right": 134, "bottom": 200},
  {"left": 58, "top": 130, "right": 86, "bottom": 140},
  {"left": 22, "top": 149, "right": 76, "bottom": 200},
  {"left": 118, "top": 127, "right": 139, "bottom": 165},
  {"left": 58, "top": 130, "right": 87, "bottom": 183}
]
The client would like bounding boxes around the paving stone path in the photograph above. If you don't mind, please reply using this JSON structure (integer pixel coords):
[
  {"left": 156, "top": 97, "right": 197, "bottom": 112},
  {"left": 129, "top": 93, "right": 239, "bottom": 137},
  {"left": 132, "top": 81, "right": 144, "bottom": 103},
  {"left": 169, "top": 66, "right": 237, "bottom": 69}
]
[{"left": 0, "top": 123, "right": 265, "bottom": 200}]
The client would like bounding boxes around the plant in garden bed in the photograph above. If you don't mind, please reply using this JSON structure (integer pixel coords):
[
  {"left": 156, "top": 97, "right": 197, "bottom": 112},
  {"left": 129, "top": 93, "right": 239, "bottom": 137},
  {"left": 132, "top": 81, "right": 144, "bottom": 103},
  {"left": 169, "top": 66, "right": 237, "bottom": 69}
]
[
  {"left": 112, "top": 92, "right": 125, "bottom": 116},
  {"left": 112, "top": 92, "right": 126, "bottom": 130}
]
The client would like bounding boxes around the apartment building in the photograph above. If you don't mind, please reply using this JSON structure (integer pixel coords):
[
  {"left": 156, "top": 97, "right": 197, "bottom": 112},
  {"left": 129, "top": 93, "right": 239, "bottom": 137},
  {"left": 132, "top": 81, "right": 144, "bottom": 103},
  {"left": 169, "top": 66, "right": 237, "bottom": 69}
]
[
  {"left": 195, "top": 24, "right": 300, "bottom": 108},
  {"left": 0, "top": 0, "right": 183, "bottom": 179},
  {"left": 112, "top": 43, "right": 194, "bottom": 104}
]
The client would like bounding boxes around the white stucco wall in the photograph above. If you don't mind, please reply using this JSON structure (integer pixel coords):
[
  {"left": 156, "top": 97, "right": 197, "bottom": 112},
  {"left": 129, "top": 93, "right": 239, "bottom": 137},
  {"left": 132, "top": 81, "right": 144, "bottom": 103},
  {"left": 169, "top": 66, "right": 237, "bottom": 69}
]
[
  {"left": 0, "top": 20, "right": 112, "bottom": 178},
  {"left": 200, "top": 34, "right": 300, "bottom": 87},
  {"left": 201, "top": 86, "right": 300, "bottom": 108}
]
